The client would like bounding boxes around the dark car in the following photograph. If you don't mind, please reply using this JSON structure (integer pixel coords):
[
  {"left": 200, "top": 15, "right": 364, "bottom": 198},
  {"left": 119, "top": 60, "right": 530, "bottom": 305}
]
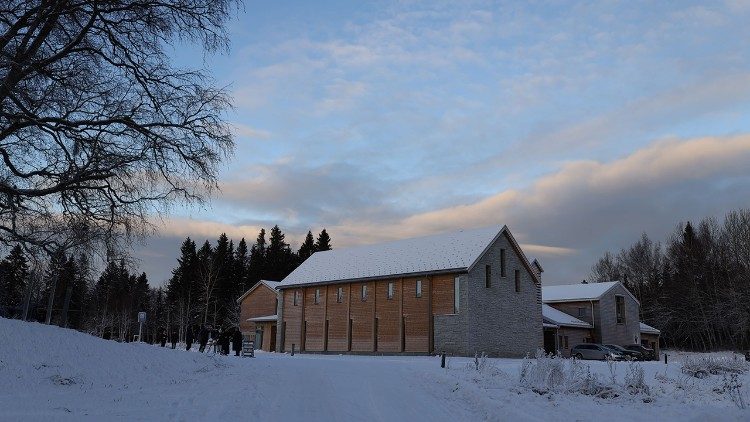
[
  {"left": 571, "top": 344, "right": 626, "bottom": 361},
  {"left": 604, "top": 344, "right": 642, "bottom": 361},
  {"left": 623, "top": 344, "right": 656, "bottom": 361}
]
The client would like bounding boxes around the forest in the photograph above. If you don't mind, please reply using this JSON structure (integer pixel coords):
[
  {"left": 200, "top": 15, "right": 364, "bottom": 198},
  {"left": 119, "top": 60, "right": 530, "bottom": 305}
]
[
  {"left": 589, "top": 208, "right": 750, "bottom": 351},
  {"left": 0, "top": 226, "right": 331, "bottom": 343}
]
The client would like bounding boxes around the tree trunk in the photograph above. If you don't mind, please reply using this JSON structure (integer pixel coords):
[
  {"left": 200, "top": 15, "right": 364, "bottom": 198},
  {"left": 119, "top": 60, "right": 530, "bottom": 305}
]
[
  {"left": 60, "top": 284, "right": 73, "bottom": 327},
  {"left": 45, "top": 272, "right": 59, "bottom": 325}
]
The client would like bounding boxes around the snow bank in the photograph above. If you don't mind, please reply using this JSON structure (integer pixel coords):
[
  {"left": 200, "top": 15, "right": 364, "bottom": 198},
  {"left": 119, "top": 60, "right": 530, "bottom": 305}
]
[{"left": 2, "top": 318, "right": 750, "bottom": 421}]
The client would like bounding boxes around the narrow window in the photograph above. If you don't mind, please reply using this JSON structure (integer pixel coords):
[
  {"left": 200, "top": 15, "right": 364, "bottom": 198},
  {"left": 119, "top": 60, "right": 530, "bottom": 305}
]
[
  {"left": 453, "top": 276, "right": 460, "bottom": 314},
  {"left": 361, "top": 284, "right": 368, "bottom": 301},
  {"left": 616, "top": 295, "right": 625, "bottom": 324},
  {"left": 500, "top": 249, "right": 507, "bottom": 277},
  {"left": 514, "top": 270, "right": 521, "bottom": 293},
  {"left": 416, "top": 280, "right": 422, "bottom": 298},
  {"left": 387, "top": 282, "right": 394, "bottom": 300},
  {"left": 577, "top": 307, "right": 586, "bottom": 318},
  {"left": 485, "top": 265, "right": 491, "bottom": 288},
  {"left": 293, "top": 290, "right": 299, "bottom": 306},
  {"left": 337, "top": 287, "right": 344, "bottom": 303},
  {"left": 314, "top": 288, "right": 320, "bottom": 304}
]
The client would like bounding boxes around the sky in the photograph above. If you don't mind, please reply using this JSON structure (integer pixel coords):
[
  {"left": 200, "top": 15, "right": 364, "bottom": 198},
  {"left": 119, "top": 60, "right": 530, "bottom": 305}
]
[{"left": 138, "top": 0, "right": 750, "bottom": 286}]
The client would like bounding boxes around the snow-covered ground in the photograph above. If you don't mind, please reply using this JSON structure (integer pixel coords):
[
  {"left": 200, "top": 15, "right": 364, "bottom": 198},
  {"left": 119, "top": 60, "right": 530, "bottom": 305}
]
[{"left": 1, "top": 318, "right": 749, "bottom": 421}]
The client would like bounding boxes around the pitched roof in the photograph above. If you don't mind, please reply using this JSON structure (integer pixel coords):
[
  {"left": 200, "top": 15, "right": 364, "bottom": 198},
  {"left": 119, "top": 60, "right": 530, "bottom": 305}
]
[
  {"left": 278, "top": 225, "right": 538, "bottom": 288},
  {"left": 542, "top": 304, "right": 592, "bottom": 328},
  {"left": 236, "top": 280, "right": 280, "bottom": 304},
  {"left": 542, "top": 281, "right": 639, "bottom": 304},
  {"left": 640, "top": 322, "right": 661, "bottom": 335}
]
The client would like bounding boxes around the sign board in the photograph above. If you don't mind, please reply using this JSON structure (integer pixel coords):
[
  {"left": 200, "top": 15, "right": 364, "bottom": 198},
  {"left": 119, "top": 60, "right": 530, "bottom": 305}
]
[{"left": 138, "top": 311, "right": 147, "bottom": 322}]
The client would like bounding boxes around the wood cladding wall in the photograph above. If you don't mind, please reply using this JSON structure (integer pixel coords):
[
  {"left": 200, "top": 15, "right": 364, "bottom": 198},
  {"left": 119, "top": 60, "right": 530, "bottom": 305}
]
[{"left": 281, "top": 274, "right": 460, "bottom": 354}]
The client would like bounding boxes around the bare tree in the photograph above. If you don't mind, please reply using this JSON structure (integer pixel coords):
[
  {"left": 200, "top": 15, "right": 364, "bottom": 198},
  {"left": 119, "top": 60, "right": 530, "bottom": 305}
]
[{"left": 0, "top": 0, "right": 236, "bottom": 255}]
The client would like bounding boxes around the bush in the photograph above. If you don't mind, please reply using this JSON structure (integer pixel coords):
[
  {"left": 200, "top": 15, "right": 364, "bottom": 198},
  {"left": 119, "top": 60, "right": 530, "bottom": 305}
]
[
  {"left": 681, "top": 356, "right": 749, "bottom": 378},
  {"left": 518, "top": 349, "right": 631, "bottom": 399}
]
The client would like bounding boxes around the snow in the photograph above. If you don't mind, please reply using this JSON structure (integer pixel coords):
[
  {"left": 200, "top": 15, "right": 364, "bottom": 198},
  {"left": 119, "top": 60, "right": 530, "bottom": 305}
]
[
  {"left": 542, "top": 304, "right": 592, "bottom": 328},
  {"left": 1, "top": 318, "right": 749, "bottom": 421},
  {"left": 640, "top": 322, "right": 661, "bottom": 335},
  {"left": 248, "top": 314, "right": 277, "bottom": 322},
  {"left": 542, "top": 280, "right": 622, "bottom": 302},
  {"left": 278, "top": 226, "right": 504, "bottom": 287}
]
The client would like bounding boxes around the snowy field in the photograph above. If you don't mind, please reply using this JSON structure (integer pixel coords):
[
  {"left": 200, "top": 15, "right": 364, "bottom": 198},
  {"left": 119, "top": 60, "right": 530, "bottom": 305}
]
[{"left": 1, "top": 318, "right": 749, "bottom": 421}]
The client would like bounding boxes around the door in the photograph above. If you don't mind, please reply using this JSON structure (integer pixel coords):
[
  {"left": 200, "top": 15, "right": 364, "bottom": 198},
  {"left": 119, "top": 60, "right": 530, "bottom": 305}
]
[
  {"left": 270, "top": 325, "right": 277, "bottom": 352},
  {"left": 543, "top": 329, "right": 556, "bottom": 354},
  {"left": 255, "top": 328, "right": 263, "bottom": 350}
]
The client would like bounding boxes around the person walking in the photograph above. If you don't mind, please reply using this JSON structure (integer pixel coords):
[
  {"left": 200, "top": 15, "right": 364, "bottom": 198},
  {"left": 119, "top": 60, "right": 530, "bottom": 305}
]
[
  {"left": 198, "top": 325, "right": 209, "bottom": 353},
  {"left": 170, "top": 328, "right": 177, "bottom": 349},
  {"left": 220, "top": 328, "right": 231, "bottom": 356},
  {"left": 186, "top": 326, "right": 194, "bottom": 351},
  {"left": 159, "top": 329, "right": 166, "bottom": 347},
  {"left": 232, "top": 328, "right": 243, "bottom": 357}
]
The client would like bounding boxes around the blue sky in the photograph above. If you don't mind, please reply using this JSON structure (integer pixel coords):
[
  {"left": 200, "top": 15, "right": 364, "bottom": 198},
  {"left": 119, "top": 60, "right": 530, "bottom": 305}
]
[{"left": 140, "top": 0, "right": 750, "bottom": 285}]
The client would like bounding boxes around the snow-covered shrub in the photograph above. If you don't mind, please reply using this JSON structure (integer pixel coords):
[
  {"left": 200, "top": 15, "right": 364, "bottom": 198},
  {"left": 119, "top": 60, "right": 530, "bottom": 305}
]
[
  {"left": 519, "top": 349, "right": 650, "bottom": 400},
  {"left": 625, "top": 363, "right": 650, "bottom": 396},
  {"left": 715, "top": 373, "right": 748, "bottom": 409},
  {"left": 681, "top": 356, "right": 749, "bottom": 378}
]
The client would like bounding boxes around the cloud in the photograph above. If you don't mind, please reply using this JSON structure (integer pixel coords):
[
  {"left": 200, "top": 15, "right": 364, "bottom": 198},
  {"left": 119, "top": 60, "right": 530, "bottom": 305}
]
[{"left": 231, "top": 123, "right": 272, "bottom": 139}]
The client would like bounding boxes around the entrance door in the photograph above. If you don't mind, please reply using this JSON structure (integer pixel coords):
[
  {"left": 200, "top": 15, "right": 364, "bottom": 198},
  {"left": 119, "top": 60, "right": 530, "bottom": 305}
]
[
  {"left": 270, "top": 325, "right": 277, "bottom": 352},
  {"left": 543, "top": 329, "right": 556, "bottom": 354},
  {"left": 255, "top": 328, "right": 263, "bottom": 350}
]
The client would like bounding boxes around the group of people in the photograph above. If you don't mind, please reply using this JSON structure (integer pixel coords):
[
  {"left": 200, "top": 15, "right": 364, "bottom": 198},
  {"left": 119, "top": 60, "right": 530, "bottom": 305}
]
[{"left": 157, "top": 325, "right": 245, "bottom": 356}]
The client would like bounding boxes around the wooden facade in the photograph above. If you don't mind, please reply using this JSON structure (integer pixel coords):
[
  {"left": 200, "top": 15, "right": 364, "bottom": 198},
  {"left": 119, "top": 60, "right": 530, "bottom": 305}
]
[
  {"left": 238, "top": 281, "right": 279, "bottom": 352},
  {"left": 281, "top": 274, "right": 458, "bottom": 354}
]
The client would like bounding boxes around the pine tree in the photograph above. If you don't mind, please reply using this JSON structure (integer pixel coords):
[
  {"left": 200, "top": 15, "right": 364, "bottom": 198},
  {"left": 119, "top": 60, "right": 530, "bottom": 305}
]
[
  {"left": 0, "top": 245, "right": 29, "bottom": 318},
  {"left": 315, "top": 229, "right": 332, "bottom": 252},
  {"left": 248, "top": 229, "right": 267, "bottom": 286},
  {"left": 266, "top": 225, "right": 293, "bottom": 281},
  {"left": 298, "top": 230, "right": 316, "bottom": 261}
]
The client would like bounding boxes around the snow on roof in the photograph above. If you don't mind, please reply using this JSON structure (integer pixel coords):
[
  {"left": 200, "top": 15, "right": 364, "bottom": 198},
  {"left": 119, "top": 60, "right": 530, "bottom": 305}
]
[
  {"left": 543, "top": 322, "right": 559, "bottom": 329},
  {"left": 542, "top": 281, "right": 621, "bottom": 302},
  {"left": 542, "top": 304, "right": 592, "bottom": 328},
  {"left": 640, "top": 322, "right": 661, "bottom": 335},
  {"left": 278, "top": 226, "right": 509, "bottom": 288},
  {"left": 236, "top": 280, "right": 280, "bottom": 303},
  {"left": 248, "top": 315, "right": 278, "bottom": 322}
]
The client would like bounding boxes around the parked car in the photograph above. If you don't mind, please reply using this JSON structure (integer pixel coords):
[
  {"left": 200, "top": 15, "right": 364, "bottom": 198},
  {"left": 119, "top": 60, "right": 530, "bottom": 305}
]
[
  {"left": 571, "top": 344, "right": 626, "bottom": 361},
  {"left": 623, "top": 344, "right": 656, "bottom": 361},
  {"left": 604, "top": 344, "right": 642, "bottom": 361}
]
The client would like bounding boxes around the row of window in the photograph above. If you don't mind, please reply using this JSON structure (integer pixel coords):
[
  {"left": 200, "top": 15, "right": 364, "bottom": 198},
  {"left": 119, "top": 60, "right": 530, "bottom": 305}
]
[
  {"left": 291, "top": 277, "right": 462, "bottom": 315},
  {"left": 293, "top": 279, "right": 426, "bottom": 305},
  {"left": 484, "top": 265, "right": 522, "bottom": 293}
]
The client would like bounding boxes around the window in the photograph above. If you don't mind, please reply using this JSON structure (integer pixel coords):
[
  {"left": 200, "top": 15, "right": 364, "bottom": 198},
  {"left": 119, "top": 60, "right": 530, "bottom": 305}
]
[
  {"left": 616, "top": 295, "right": 625, "bottom": 324},
  {"left": 416, "top": 280, "right": 422, "bottom": 298},
  {"left": 314, "top": 288, "right": 321, "bottom": 304},
  {"left": 485, "top": 265, "right": 491, "bottom": 288},
  {"left": 577, "top": 307, "right": 587, "bottom": 318},
  {"left": 500, "top": 249, "right": 507, "bottom": 277},
  {"left": 453, "top": 276, "right": 460, "bottom": 314},
  {"left": 336, "top": 287, "right": 344, "bottom": 303},
  {"left": 514, "top": 270, "right": 521, "bottom": 293},
  {"left": 293, "top": 290, "right": 299, "bottom": 306},
  {"left": 361, "top": 284, "right": 368, "bottom": 301},
  {"left": 387, "top": 282, "right": 394, "bottom": 300}
]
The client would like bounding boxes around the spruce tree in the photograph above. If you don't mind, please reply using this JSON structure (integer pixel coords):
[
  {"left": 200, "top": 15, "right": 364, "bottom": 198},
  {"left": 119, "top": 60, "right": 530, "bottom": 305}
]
[
  {"left": 248, "top": 229, "right": 267, "bottom": 286},
  {"left": 315, "top": 229, "right": 332, "bottom": 252},
  {"left": 0, "top": 245, "right": 29, "bottom": 318},
  {"left": 298, "top": 231, "right": 316, "bottom": 261}
]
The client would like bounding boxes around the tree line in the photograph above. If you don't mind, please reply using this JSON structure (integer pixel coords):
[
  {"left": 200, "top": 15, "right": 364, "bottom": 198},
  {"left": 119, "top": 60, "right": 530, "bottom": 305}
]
[
  {"left": 0, "top": 226, "right": 331, "bottom": 343},
  {"left": 589, "top": 208, "right": 750, "bottom": 351}
]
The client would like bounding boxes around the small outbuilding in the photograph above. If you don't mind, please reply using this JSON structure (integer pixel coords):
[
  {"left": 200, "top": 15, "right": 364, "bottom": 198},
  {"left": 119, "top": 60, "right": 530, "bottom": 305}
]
[
  {"left": 237, "top": 280, "right": 280, "bottom": 352},
  {"left": 542, "top": 304, "right": 593, "bottom": 357},
  {"left": 639, "top": 322, "right": 661, "bottom": 359}
]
